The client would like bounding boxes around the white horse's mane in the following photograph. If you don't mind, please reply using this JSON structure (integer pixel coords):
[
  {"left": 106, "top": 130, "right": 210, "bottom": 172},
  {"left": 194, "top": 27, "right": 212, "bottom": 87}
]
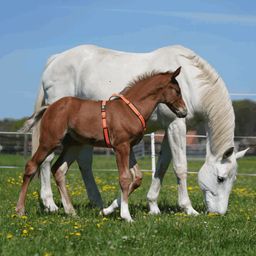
[{"left": 179, "top": 47, "right": 235, "bottom": 157}]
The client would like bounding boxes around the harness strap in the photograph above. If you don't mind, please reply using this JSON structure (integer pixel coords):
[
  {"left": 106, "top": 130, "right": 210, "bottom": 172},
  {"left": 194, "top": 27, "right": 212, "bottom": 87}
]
[
  {"left": 101, "top": 100, "right": 112, "bottom": 148},
  {"left": 112, "top": 93, "right": 146, "bottom": 131},
  {"left": 101, "top": 94, "right": 146, "bottom": 148}
]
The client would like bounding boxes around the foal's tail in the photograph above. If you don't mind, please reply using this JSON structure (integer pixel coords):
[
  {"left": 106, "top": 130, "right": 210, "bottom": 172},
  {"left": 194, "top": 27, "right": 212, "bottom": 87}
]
[{"left": 18, "top": 106, "right": 48, "bottom": 133}]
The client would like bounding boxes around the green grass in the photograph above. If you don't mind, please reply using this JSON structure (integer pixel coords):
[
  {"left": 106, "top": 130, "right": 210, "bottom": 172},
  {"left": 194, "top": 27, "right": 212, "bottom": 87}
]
[{"left": 0, "top": 155, "right": 256, "bottom": 256}]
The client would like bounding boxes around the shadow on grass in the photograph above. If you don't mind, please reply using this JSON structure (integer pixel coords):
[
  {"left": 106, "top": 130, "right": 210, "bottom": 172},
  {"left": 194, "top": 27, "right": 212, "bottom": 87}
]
[{"left": 36, "top": 195, "right": 206, "bottom": 219}]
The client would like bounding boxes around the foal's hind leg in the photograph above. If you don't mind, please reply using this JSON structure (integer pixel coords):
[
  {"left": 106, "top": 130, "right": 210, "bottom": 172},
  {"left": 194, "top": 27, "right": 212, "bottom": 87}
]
[
  {"left": 102, "top": 150, "right": 142, "bottom": 216},
  {"left": 16, "top": 145, "right": 54, "bottom": 215},
  {"left": 51, "top": 146, "right": 76, "bottom": 215},
  {"left": 32, "top": 120, "right": 59, "bottom": 212}
]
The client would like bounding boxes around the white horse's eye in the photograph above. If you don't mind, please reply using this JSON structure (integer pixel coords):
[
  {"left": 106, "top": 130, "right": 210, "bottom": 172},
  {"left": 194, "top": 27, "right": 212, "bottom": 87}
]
[{"left": 217, "top": 176, "right": 225, "bottom": 183}]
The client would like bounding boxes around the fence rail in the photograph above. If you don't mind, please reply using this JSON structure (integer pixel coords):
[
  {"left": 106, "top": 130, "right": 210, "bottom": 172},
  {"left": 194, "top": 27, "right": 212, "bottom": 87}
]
[{"left": 0, "top": 131, "right": 255, "bottom": 157}]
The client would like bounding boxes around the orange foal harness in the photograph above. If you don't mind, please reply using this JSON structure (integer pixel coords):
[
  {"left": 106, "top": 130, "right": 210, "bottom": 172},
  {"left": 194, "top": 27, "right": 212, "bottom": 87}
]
[{"left": 101, "top": 94, "right": 146, "bottom": 148}]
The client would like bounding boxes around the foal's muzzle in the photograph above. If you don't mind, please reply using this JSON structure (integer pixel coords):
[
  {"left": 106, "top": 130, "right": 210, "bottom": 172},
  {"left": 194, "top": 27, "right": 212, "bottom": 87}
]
[{"left": 175, "top": 107, "right": 188, "bottom": 118}]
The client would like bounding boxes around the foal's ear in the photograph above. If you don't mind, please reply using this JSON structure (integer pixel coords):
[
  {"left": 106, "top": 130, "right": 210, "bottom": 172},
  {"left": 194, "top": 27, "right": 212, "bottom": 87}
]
[{"left": 172, "top": 66, "right": 181, "bottom": 78}]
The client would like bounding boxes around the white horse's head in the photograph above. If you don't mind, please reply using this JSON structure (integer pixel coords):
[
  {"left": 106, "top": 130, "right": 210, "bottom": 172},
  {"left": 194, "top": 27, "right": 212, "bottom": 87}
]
[{"left": 198, "top": 147, "right": 248, "bottom": 214}]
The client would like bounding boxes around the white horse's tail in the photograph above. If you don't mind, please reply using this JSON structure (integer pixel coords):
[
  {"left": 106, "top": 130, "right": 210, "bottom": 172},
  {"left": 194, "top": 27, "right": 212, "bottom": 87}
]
[{"left": 32, "top": 81, "right": 46, "bottom": 154}]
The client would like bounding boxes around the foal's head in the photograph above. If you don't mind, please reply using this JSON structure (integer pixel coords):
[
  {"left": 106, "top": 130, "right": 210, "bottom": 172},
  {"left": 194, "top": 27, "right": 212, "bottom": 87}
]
[{"left": 160, "top": 67, "right": 187, "bottom": 118}]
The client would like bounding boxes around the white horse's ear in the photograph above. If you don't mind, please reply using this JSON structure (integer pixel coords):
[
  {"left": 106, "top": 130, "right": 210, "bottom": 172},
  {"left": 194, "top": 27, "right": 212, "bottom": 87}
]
[
  {"left": 222, "top": 147, "right": 234, "bottom": 160},
  {"left": 236, "top": 148, "right": 250, "bottom": 159}
]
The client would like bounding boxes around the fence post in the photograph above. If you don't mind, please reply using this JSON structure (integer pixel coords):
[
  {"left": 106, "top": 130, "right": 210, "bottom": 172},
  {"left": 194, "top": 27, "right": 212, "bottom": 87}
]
[
  {"left": 151, "top": 132, "right": 156, "bottom": 176},
  {"left": 23, "top": 133, "right": 28, "bottom": 157}
]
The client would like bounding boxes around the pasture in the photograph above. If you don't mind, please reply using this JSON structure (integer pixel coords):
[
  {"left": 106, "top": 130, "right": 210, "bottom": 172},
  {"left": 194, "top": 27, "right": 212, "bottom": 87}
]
[{"left": 0, "top": 154, "right": 256, "bottom": 256}]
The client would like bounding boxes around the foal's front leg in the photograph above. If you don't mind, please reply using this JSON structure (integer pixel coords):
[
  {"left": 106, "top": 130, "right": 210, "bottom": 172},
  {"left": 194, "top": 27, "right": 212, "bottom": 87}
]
[
  {"left": 102, "top": 150, "right": 142, "bottom": 216},
  {"left": 115, "top": 143, "right": 133, "bottom": 222}
]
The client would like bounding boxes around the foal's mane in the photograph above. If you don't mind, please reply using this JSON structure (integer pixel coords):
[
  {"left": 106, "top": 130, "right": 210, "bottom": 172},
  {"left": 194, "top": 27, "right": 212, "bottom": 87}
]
[
  {"left": 177, "top": 46, "right": 235, "bottom": 156},
  {"left": 120, "top": 70, "right": 170, "bottom": 95}
]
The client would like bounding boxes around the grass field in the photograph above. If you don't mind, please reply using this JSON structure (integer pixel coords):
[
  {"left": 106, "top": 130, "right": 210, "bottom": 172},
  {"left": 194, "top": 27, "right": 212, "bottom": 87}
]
[{"left": 0, "top": 154, "right": 256, "bottom": 256}]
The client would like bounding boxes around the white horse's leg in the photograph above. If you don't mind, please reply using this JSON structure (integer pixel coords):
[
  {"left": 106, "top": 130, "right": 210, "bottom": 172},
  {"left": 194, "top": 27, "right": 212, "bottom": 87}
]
[
  {"left": 168, "top": 119, "right": 199, "bottom": 215},
  {"left": 147, "top": 132, "right": 171, "bottom": 214},
  {"left": 77, "top": 145, "right": 104, "bottom": 208}
]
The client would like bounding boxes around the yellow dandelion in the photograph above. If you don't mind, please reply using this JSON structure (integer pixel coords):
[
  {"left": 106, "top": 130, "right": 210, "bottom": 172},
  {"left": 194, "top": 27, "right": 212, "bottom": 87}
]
[
  {"left": 102, "top": 184, "right": 116, "bottom": 192},
  {"left": 21, "top": 215, "right": 28, "bottom": 220},
  {"left": 74, "top": 232, "right": 81, "bottom": 236},
  {"left": 208, "top": 212, "right": 219, "bottom": 217},
  {"left": 32, "top": 191, "right": 39, "bottom": 198},
  {"left": 22, "top": 229, "right": 28, "bottom": 235},
  {"left": 43, "top": 252, "right": 52, "bottom": 256},
  {"left": 95, "top": 177, "right": 103, "bottom": 185},
  {"left": 7, "top": 233, "right": 13, "bottom": 239},
  {"left": 96, "top": 223, "right": 102, "bottom": 228},
  {"left": 175, "top": 212, "right": 187, "bottom": 217}
]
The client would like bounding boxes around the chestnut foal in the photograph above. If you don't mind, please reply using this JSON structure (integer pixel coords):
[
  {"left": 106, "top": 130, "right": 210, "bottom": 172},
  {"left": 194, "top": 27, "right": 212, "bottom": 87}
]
[{"left": 16, "top": 67, "right": 187, "bottom": 222}]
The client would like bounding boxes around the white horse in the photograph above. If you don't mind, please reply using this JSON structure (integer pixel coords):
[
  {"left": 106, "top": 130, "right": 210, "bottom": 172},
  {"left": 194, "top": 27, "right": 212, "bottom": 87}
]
[{"left": 32, "top": 44, "right": 247, "bottom": 216}]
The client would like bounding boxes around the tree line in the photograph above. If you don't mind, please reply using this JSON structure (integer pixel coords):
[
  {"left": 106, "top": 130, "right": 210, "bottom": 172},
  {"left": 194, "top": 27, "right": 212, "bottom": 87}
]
[
  {"left": 187, "top": 100, "right": 256, "bottom": 136},
  {"left": 0, "top": 100, "right": 255, "bottom": 136}
]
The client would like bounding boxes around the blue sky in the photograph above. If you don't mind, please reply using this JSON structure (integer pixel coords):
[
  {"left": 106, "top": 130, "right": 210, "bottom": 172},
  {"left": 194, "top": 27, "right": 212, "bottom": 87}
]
[{"left": 0, "top": 0, "right": 256, "bottom": 119}]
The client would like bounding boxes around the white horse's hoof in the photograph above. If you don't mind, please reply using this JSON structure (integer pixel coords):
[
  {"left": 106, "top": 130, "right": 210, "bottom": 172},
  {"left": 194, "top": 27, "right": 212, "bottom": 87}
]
[
  {"left": 148, "top": 202, "right": 161, "bottom": 215},
  {"left": 121, "top": 216, "right": 134, "bottom": 222},
  {"left": 149, "top": 209, "right": 161, "bottom": 215},
  {"left": 184, "top": 207, "right": 199, "bottom": 216}
]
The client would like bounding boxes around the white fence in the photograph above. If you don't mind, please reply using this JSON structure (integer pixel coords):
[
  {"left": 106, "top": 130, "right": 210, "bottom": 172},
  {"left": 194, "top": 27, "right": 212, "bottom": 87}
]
[{"left": 0, "top": 131, "right": 255, "bottom": 171}]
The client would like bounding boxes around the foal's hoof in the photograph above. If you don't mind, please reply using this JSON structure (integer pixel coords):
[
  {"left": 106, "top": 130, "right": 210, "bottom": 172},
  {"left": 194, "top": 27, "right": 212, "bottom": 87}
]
[
  {"left": 69, "top": 211, "right": 77, "bottom": 217},
  {"left": 43, "top": 199, "right": 59, "bottom": 213},
  {"left": 101, "top": 207, "right": 113, "bottom": 216},
  {"left": 16, "top": 207, "right": 26, "bottom": 216},
  {"left": 65, "top": 208, "right": 77, "bottom": 216},
  {"left": 44, "top": 205, "right": 59, "bottom": 212}
]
